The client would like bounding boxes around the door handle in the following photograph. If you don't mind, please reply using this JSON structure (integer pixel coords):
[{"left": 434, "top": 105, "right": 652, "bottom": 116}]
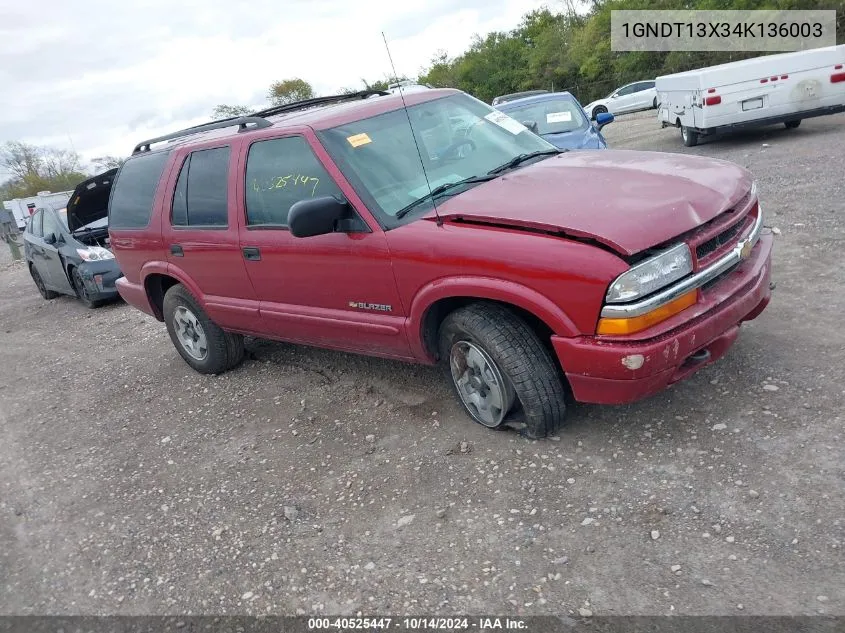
[
  {"left": 170, "top": 244, "right": 184, "bottom": 257},
  {"left": 242, "top": 247, "right": 261, "bottom": 261}
]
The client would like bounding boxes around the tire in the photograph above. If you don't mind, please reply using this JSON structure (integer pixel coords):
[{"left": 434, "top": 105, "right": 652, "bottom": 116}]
[
  {"left": 71, "top": 267, "right": 101, "bottom": 309},
  {"left": 163, "top": 284, "right": 245, "bottom": 374},
  {"left": 591, "top": 105, "right": 607, "bottom": 121},
  {"left": 681, "top": 125, "right": 699, "bottom": 147},
  {"left": 785, "top": 120, "right": 801, "bottom": 129},
  {"left": 438, "top": 302, "right": 566, "bottom": 439},
  {"left": 30, "top": 265, "right": 58, "bottom": 300},
  {"left": 653, "top": 97, "right": 658, "bottom": 109}
]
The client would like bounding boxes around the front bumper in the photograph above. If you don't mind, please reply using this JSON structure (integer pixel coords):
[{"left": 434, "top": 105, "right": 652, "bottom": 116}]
[
  {"left": 77, "top": 260, "right": 122, "bottom": 300},
  {"left": 552, "top": 231, "right": 774, "bottom": 405}
]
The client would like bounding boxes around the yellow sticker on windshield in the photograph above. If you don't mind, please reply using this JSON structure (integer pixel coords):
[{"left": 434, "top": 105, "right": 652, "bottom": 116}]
[{"left": 347, "top": 133, "right": 372, "bottom": 147}]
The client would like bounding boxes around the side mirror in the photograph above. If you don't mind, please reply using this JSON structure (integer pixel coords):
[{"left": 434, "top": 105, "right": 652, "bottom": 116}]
[
  {"left": 522, "top": 120, "right": 539, "bottom": 134},
  {"left": 595, "top": 112, "right": 614, "bottom": 131},
  {"left": 44, "top": 233, "right": 57, "bottom": 245},
  {"left": 288, "top": 196, "right": 351, "bottom": 238}
]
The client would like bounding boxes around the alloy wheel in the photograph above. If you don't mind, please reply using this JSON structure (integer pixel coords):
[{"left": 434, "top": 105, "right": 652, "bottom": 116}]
[{"left": 449, "top": 340, "right": 515, "bottom": 427}]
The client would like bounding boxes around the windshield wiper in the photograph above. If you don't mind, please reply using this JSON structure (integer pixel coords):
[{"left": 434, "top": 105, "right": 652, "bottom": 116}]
[
  {"left": 487, "top": 148, "right": 563, "bottom": 176},
  {"left": 394, "top": 174, "right": 498, "bottom": 220}
]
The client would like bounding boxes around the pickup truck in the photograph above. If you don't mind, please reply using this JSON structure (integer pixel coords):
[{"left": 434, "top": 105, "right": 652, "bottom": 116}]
[{"left": 107, "top": 89, "right": 774, "bottom": 439}]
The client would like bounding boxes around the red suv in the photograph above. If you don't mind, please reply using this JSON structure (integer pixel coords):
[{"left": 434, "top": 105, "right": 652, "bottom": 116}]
[{"left": 108, "top": 89, "right": 773, "bottom": 439}]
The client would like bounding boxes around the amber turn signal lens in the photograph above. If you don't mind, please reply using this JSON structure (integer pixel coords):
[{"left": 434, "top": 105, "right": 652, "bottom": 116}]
[{"left": 597, "top": 290, "right": 697, "bottom": 335}]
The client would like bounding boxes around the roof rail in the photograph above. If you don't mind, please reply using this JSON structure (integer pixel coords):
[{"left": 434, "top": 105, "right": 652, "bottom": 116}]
[
  {"left": 131, "top": 116, "right": 272, "bottom": 155},
  {"left": 252, "top": 90, "right": 389, "bottom": 119}
]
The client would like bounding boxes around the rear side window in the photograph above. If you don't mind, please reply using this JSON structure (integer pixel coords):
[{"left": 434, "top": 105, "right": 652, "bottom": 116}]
[
  {"left": 171, "top": 147, "right": 230, "bottom": 227},
  {"left": 109, "top": 151, "right": 170, "bottom": 229},
  {"left": 245, "top": 136, "right": 342, "bottom": 227}
]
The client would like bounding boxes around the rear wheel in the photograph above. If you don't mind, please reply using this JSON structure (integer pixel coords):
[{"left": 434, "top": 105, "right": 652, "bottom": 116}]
[
  {"left": 163, "top": 284, "right": 244, "bottom": 374},
  {"left": 30, "top": 266, "right": 57, "bottom": 300},
  {"left": 71, "top": 267, "right": 101, "bottom": 309},
  {"left": 681, "top": 125, "right": 699, "bottom": 147},
  {"left": 785, "top": 120, "right": 801, "bottom": 129},
  {"left": 591, "top": 105, "right": 607, "bottom": 121},
  {"left": 438, "top": 302, "right": 566, "bottom": 439}
]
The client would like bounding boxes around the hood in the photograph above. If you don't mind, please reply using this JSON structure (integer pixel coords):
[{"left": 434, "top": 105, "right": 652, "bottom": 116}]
[
  {"left": 542, "top": 128, "right": 605, "bottom": 150},
  {"left": 66, "top": 168, "right": 118, "bottom": 232},
  {"left": 435, "top": 150, "right": 753, "bottom": 256}
]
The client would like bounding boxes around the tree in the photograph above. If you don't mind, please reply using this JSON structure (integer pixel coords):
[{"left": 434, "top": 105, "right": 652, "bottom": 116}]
[
  {"left": 0, "top": 141, "right": 88, "bottom": 198},
  {"left": 419, "top": 51, "right": 459, "bottom": 88},
  {"left": 339, "top": 75, "right": 412, "bottom": 94},
  {"left": 91, "top": 155, "right": 126, "bottom": 172},
  {"left": 211, "top": 104, "right": 254, "bottom": 120},
  {"left": 267, "top": 78, "right": 315, "bottom": 106}
]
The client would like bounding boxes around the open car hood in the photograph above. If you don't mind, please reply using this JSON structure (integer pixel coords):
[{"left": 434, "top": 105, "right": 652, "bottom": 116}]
[
  {"left": 435, "top": 150, "right": 753, "bottom": 256},
  {"left": 66, "top": 168, "right": 118, "bottom": 232}
]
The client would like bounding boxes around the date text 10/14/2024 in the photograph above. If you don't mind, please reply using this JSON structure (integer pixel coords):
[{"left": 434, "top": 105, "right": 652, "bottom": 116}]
[{"left": 307, "top": 618, "right": 529, "bottom": 631}]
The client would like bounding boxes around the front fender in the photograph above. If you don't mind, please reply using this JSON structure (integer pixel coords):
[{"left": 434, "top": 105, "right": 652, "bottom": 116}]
[{"left": 407, "top": 276, "right": 580, "bottom": 362}]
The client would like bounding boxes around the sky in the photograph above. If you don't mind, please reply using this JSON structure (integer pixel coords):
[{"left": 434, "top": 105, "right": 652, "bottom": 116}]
[{"left": 1, "top": 0, "right": 554, "bottom": 179}]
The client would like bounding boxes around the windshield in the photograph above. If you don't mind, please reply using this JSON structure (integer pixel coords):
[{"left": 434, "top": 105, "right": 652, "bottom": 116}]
[
  {"left": 317, "top": 93, "right": 556, "bottom": 224},
  {"left": 500, "top": 97, "right": 589, "bottom": 136}
]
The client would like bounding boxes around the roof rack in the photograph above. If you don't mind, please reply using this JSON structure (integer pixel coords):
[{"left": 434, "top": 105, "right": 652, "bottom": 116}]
[
  {"left": 131, "top": 116, "right": 272, "bottom": 154},
  {"left": 252, "top": 90, "right": 389, "bottom": 119},
  {"left": 131, "top": 90, "right": 390, "bottom": 155}
]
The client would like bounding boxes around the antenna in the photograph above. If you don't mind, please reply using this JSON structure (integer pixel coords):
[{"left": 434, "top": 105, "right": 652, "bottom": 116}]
[{"left": 381, "top": 32, "right": 442, "bottom": 226}]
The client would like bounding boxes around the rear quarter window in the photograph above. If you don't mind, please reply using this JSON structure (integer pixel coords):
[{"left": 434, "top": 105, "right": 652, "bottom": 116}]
[{"left": 109, "top": 152, "right": 170, "bottom": 229}]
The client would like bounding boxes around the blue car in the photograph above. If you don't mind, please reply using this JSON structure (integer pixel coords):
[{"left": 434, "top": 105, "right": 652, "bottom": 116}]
[{"left": 494, "top": 91, "right": 614, "bottom": 150}]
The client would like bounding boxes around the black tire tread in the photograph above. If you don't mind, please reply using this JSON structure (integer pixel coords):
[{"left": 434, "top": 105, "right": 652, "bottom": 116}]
[
  {"left": 30, "top": 265, "right": 58, "bottom": 300},
  {"left": 224, "top": 330, "right": 246, "bottom": 370},
  {"left": 681, "top": 126, "right": 699, "bottom": 147},
  {"left": 71, "top": 267, "right": 101, "bottom": 309},
  {"left": 439, "top": 302, "right": 566, "bottom": 439},
  {"left": 163, "top": 284, "right": 243, "bottom": 375}
]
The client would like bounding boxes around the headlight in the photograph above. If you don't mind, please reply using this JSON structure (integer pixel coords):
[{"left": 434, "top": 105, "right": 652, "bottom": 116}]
[
  {"left": 76, "top": 246, "right": 114, "bottom": 261},
  {"left": 605, "top": 243, "right": 693, "bottom": 303}
]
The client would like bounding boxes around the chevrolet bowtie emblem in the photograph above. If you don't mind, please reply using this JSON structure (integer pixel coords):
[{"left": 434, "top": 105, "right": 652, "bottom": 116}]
[{"left": 739, "top": 240, "right": 753, "bottom": 259}]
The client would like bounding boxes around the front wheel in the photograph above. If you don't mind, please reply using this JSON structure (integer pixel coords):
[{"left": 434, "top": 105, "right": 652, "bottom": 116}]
[
  {"left": 163, "top": 284, "right": 245, "bottom": 374},
  {"left": 653, "top": 96, "right": 658, "bottom": 109},
  {"left": 681, "top": 125, "right": 699, "bottom": 147},
  {"left": 71, "top": 267, "right": 101, "bottom": 309},
  {"left": 438, "top": 302, "right": 566, "bottom": 439},
  {"left": 591, "top": 105, "right": 607, "bottom": 121}
]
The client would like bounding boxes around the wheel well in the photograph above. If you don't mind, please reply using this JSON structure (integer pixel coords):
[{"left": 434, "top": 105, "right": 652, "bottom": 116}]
[
  {"left": 144, "top": 273, "right": 180, "bottom": 321},
  {"left": 421, "top": 297, "right": 556, "bottom": 363},
  {"left": 66, "top": 262, "right": 77, "bottom": 282}
]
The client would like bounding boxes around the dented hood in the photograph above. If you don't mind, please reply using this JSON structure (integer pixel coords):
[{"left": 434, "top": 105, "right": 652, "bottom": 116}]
[{"left": 435, "top": 150, "right": 753, "bottom": 256}]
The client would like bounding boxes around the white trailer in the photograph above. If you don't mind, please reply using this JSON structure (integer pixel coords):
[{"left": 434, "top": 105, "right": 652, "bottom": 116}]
[
  {"left": 656, "top": 45, "right": 845, "bottom": 146},
  {"left": 2, "top": 190, "right": 73, "bottom": 230}
]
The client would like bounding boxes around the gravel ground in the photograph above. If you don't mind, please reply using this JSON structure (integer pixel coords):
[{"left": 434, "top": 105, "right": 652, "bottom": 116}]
[{"left": 1, "top": 112, "right": 844, "bottom": 617}]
